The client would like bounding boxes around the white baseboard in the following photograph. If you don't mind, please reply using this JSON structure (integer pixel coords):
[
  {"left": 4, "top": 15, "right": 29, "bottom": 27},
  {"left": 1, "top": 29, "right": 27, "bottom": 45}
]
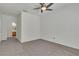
[
  {"left": 41, "top": 37, "right": 79, "bottom": 50},
  {"left": 16, "top": 36, "right": 79, "bottom": 49},
  {"left": 20, "top": 38, "right": 40, "bottom": 43}
]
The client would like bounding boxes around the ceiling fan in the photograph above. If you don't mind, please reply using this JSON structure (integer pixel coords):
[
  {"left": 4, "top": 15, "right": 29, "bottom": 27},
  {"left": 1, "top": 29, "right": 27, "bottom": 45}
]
[{"left": 33, "top": 3, "right": 54, "bottom": 13}]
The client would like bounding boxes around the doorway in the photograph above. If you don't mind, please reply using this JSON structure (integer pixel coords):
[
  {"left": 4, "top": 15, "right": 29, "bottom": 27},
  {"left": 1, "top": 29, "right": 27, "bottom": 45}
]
[{"left": 11, "top": 22, "right": 16, "bottom": 38}]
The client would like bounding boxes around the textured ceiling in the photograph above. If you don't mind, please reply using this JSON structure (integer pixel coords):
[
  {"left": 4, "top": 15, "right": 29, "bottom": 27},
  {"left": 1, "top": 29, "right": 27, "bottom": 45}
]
[{"left": 0, "top": 3, "right": 69, "bottom": 16}]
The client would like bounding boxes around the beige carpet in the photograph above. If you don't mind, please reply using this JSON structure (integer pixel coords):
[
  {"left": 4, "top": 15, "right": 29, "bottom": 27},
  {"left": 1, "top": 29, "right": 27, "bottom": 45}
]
[{"left": 0, "top": 38, "right": 79, "bottom": 56}]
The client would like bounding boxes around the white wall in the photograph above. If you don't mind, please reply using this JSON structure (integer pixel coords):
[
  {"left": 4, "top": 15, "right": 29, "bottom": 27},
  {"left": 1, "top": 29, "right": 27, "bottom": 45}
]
[
  {"left": 40, "top": 4, "right": 79, "bottom": 49},
  {"left": 16, "top": 14, "right": 21, "bottom": 42},
  {"left": 0, "top": 15, "right": 2, "bottom": 42},
  {"left": 17, "top": 12, "right": 40, "bottom": 43}
]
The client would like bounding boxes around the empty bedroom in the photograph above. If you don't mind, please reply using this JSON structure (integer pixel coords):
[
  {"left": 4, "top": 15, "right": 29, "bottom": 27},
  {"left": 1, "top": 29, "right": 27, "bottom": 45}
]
[{"left": 0, "top": 3, "right": 79, "bottom": 56}]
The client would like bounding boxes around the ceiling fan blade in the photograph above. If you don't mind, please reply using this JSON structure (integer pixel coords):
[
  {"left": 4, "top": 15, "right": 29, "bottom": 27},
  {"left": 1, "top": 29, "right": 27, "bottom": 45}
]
[
  {"left": 41, "top": 10, "right": 43, "bottom": 13},
  {"left": 40, "top": 3, "right": 43, "bottom": 5},
  {"left": 46, "top": 3, "right": 54, "bottom": 8},
  {"left": 40, "top": 3, "right": 45, "bottom": 7},
  {"left": 33, "top": 7, "right": 41, "bottom": 9},
  {"left": 46, "top": 9, "right": 53, "bottom": 11},
  {"left": 40, "top": 3, "right": 45, "bottom": 5}
]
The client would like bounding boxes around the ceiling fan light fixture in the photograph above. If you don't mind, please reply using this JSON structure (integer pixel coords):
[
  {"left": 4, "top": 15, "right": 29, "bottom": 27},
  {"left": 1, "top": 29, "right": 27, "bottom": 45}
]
[
  {"left": 34, "top": 3, "right": 54, "bottom": 13},
  {"left": 41, "top": 7, "right": 46, "bottom": 11}
]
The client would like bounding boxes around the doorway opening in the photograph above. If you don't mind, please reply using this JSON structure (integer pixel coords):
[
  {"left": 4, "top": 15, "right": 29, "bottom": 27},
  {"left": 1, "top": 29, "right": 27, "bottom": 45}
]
[{"left": 11, "top": 22, "right": 16, "bottom": 38}]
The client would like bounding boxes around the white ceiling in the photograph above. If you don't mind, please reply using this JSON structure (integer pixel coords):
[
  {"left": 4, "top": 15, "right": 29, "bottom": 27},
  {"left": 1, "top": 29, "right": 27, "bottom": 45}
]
[{"left": 0, "top": 3, "right": 69, "bottom": 16}]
